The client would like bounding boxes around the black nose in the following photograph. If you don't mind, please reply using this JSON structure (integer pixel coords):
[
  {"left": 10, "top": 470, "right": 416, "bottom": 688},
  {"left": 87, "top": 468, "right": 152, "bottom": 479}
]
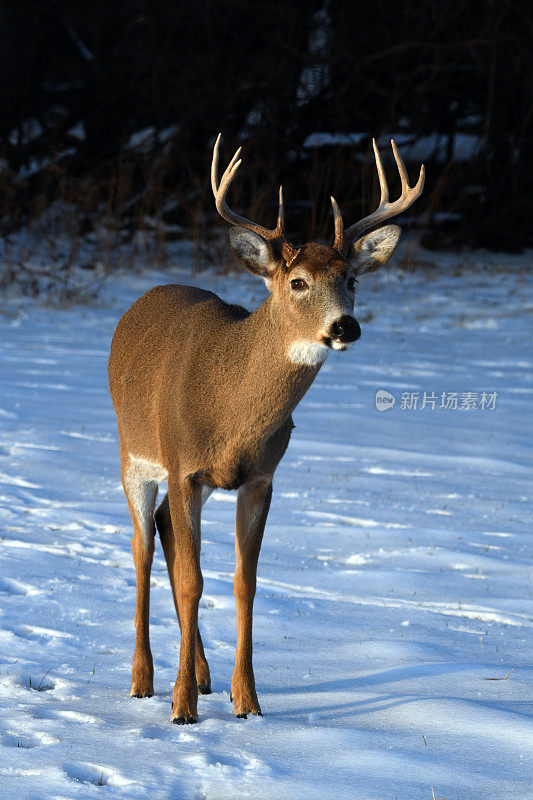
[{"left": 329, "top": 315, "right": 361, "bottom": 343}]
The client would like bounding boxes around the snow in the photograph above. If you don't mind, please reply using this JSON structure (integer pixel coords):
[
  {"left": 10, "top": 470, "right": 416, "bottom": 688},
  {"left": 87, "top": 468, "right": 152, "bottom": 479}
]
[
  {"left": 0, "top": 252, "right": 532, "bottom": 799},
  {"left": 303, "top": 131, "right": 482, "bottom": 161},
  {"left": 125, "top": 128, "right": 157, "bottom": 152},
  {"left": 67, "top": 123, "right": 86, "bottom": 142},
  {"left": 304, "top": 132, "right": 367, "bottom": 148}
]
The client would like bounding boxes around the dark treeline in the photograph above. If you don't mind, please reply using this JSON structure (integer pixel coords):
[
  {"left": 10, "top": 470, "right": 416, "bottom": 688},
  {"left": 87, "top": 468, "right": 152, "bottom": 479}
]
[{"left": 1, "top": 0, "right": 532, "bottom": 262}]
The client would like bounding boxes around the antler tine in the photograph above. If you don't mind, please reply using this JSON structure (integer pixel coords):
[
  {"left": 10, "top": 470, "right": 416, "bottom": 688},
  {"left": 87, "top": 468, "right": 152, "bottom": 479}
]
[
  {"left": 211, "top": 133, "right": 295, "bottom": 253},
  {"left": 373, "top": 139, "right": 389, "bottom": 204},
  {"left": 211, "top": 133, "right": 224, "bottom": 195},
  {"left": 217, "top": 155, "right": 242, "bottom": 200},
  {"left": 390, "top": 140, "right": 425, "bottom": 196},
  {"left": 211, "top": 135, "right": 245, "bottom": 224},
  {"left": 276, "top": 186, "right": 285, "bottom": 236},
  {"left": 390, "top": 139, "right": 408, "bottom": 193},
  {"left": 210, "top": 133, "right": 221, "bottom": 195},
  {"left": 330, "top": 196, "right": 344, "bottom": 251},
  {"left": 342, "top": 139, "right": 425, "bottom": 254}
]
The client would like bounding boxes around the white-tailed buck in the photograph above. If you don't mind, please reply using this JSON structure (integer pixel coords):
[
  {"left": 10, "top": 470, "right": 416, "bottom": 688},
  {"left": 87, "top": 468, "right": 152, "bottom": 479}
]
[{"left": 108, "top": 134, "right": 424, "bottom": 723}]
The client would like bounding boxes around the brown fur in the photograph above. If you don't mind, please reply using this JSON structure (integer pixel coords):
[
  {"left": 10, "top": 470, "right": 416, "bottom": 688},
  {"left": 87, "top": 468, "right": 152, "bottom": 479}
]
[
  {"left": 108, "top": 229, "right": 399, "bottom": 723},
  {"left": 288, "top": 243, "right": 347, "bottom": 277}
]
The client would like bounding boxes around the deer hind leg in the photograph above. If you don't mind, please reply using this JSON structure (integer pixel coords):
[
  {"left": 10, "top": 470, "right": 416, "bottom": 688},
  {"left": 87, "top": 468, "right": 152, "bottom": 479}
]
[
  {"left": 155, "top": 493, "right": 211, "bottom": 694},
  {"left": 122, "top": 457, "right": 163, "bottom": 698},
  {"left": 167, "top": 475, "right": 204, "bottom": 724},
  {"left": 231, "top": 475, "right": 272, "bottom": 717}
]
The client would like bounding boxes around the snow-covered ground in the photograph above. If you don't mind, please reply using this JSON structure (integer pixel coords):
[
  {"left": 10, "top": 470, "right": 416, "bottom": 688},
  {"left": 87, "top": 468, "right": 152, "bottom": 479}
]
[{"left": 0, "top": 251, "right": 532, "bottom": 800}]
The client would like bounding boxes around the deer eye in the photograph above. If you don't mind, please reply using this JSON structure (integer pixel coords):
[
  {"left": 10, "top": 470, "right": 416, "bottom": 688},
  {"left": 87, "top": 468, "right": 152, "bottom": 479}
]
[
  {"left": 290, "top": 278, "right": 308, "bottom": 292},
  {"left": 347, "top": 276, "right": 357, "bottom": 291}
]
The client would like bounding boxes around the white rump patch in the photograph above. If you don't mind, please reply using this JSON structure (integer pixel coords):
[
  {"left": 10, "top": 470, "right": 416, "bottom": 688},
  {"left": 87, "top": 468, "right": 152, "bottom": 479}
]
[
  {"left": 287, "top": 340, "right": 329, "bottom": 366},
  {"left": 124, "top": 455, "right": 168, "bottom": 545}
]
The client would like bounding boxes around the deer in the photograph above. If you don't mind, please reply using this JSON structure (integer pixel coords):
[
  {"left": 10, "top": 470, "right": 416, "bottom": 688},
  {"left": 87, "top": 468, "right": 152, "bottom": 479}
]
[{"left": 108, "top": 134, "right": 424, "bottom": 724}]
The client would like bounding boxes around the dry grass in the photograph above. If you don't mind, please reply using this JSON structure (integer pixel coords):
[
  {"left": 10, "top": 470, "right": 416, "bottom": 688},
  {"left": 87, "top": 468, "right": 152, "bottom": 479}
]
[
  {"left": 0, "top": 139, "right": 441, "bottom": 299},
  {"left": 484, "top": 667, "right": 515, "bottom": 681},
  {"left": 0, "top": 151, "right": 175, "bottom": 298}
]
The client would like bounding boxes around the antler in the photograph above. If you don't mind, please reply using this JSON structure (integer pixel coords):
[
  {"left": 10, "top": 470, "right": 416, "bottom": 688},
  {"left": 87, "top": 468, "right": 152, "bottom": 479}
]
[
  {"left": 330, "top": 196, "right": 344, "bottom": 250},
  {"left": 334, "top": 139, "right": 425, "bottom": 254},
  {"left": 211, "top": 134, "right": 300, "bottom": 265}
]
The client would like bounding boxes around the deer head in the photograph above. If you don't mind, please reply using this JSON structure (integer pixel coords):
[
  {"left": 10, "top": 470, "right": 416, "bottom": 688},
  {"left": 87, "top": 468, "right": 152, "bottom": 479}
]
[{"left": 212, "top": 134, "right": 424, "bottom": 363}]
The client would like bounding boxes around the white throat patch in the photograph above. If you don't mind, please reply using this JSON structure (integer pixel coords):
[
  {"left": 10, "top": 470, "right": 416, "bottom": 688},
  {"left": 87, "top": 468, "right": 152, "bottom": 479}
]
[{"left": 287, "top": 340, "right": 329, "bottom": 366}]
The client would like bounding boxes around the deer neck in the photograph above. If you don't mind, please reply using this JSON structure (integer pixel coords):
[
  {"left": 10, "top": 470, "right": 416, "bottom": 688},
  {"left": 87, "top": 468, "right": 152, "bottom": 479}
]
[{"left": 225, "top": 294, "right": 326, "bottom": 440}]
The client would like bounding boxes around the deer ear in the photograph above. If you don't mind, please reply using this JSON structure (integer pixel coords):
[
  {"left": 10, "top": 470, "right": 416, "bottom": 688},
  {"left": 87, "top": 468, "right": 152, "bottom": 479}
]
[
  {"left": 229, "top": 228, "right": 280, "bottom": 279},
  {"left": 349, "top": 225, "right": 401, "bottom": 276}
]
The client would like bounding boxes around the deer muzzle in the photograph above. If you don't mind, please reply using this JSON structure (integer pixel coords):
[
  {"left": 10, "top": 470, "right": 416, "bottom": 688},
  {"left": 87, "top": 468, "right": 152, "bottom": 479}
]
[{"left": 328, "top": 315, "right": 361, "bottom": 345}]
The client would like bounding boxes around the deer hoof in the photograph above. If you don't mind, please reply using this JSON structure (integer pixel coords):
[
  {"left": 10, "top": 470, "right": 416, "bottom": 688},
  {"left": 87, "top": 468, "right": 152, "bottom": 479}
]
[{"left": 235, "top": 708, "right": 262, "bottom": 719}]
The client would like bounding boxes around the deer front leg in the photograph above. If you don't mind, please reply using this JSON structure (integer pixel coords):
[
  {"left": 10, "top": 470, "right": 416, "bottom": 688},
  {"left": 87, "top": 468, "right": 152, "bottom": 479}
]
[
  {"left": 232, "top": 476, "right": 272, "bottom": 717},
  {"left": 167, "top": 476, "right": 203, "bottom": 724}
]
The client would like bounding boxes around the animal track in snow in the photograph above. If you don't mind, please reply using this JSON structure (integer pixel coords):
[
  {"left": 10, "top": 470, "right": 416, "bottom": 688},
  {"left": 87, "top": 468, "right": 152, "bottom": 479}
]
[
  {"left": 54, "top": 710, "right": 99, "bottom": 724},
  {"left": 0, "top": 538, "right": 70, "bottom": 556},
  {"left": 140, "top": 723, "right": 178, "bottom": 741},
  {"left": 1, "top": 731, "right": 56, "bottom": 748},
  {"left": 0, "top": 670, "right": 58, "bottom": 694},
  {"left": 29, "top": 707, "right": 99, "bottom": 726},
  {"left": 307, "top": 510, "right": 411, "bottom": 529},
  {"left": 181, "top": 746, "right": 271, "bottom": 783},
  {"left": 63, "top": 762, "right": 133, "bottom": 787},
  {"left": 0, "top": 576, "right": 42, "bottom": 596},
  {"left": 0, "top": 471, "right": 41, "bottom": 489},
  {"left": 4, "top": 624, "right": 74, "bottom": 644}
]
